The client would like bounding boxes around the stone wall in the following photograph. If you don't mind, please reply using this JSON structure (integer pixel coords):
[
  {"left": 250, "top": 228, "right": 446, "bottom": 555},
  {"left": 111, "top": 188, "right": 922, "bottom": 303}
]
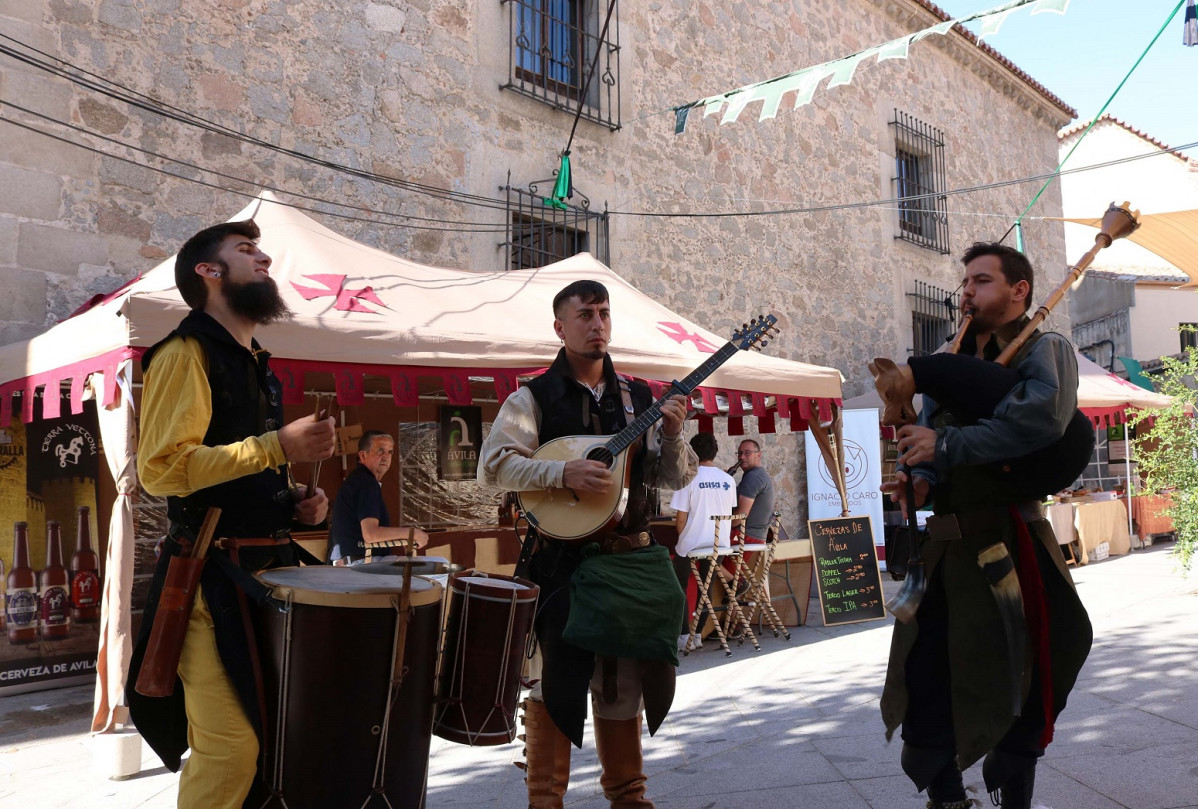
[{"left": 0, "top": 0, "right": 1073, "bottom": 530}]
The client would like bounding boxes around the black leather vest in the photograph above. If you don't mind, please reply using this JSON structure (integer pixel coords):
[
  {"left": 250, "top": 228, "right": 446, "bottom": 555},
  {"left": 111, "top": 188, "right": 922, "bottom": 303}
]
[
  {"left": 525, "top": 349, "right": 655, "bottom": 535},
  {"left": 142, "top": 310, "right": 294, "bottom": 538},
  {"left": 931, "top": 324, "right": 1043, "bottom": 513}
]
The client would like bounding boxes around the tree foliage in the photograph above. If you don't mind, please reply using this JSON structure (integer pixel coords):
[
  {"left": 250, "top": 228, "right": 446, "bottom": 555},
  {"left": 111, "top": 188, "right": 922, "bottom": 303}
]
[{"left": 1129, "top": 332, "right": 1198, "bottom": 575}]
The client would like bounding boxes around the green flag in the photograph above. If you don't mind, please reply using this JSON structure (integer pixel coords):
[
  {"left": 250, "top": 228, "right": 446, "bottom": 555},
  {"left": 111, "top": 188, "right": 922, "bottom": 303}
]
[
  {"left": 545, "top": 153, "right": 572, "bottom": 210},
  {"left": 1117, "top": 356, "right": 1156, "bottom": 391}
]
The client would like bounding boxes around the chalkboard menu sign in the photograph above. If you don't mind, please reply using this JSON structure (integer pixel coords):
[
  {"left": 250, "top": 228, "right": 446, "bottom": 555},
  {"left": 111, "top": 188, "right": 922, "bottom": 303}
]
[{"left": 807, "top": 516, "right": 885, "bottom": 626}]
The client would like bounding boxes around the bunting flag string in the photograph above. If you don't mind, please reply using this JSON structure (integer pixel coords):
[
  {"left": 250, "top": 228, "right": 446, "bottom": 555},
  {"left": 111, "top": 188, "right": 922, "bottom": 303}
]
[{"left": 673, "top": 0, "right": 1070, "bottom": 134}]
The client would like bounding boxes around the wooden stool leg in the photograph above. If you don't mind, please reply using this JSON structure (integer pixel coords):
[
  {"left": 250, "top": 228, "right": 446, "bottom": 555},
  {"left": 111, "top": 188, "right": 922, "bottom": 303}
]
[
  {"left": 722, "top": 551, "right": 760, "bottom": 652},
  {"left": 688, "top": 559, "right": 732, "bottom": 656},
  {"left": 747, "top": 546, "right": 790, "bottom": 640}
]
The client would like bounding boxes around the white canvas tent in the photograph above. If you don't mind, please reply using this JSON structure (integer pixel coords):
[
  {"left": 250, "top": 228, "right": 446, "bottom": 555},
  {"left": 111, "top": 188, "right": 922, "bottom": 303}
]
[
  {"left": 1073, "top": 350, "right": 1173, "bottom": 427},
  {"left": 0, "top": 192, "right": 844, "bottom": 733},
  {"left": 1054, "top": 209, "right": 1198, "bottom": 288}
]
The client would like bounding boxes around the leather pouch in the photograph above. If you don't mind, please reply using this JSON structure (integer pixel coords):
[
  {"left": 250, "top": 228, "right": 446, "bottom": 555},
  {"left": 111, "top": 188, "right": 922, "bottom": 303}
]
[{"left": 134, "top": 554, "right": 206, "bottom": 698}]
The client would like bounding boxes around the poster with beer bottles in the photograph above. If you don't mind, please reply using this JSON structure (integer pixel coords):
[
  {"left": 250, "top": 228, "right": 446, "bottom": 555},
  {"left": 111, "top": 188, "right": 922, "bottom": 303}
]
[{"left": 1, "top": 391, "right": 102, "bottom": 695}]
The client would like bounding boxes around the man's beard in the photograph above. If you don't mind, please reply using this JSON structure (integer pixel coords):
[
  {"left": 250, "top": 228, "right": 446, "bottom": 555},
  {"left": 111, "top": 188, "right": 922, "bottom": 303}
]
[{"left": 219, "top": 266, "right": 292, "bottom": 325}]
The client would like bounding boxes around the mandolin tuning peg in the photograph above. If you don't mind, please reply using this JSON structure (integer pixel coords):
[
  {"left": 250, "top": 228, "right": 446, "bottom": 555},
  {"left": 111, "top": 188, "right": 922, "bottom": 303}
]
[
  {"left": 760, "top": 340, "right": 768, "bottom": 349},
  {"left": 742, "top": 322, "right": 749, "bottom": 331}
]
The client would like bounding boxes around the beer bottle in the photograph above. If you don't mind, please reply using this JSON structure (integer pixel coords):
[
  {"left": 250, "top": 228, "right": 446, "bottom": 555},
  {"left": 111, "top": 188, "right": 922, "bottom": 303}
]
[
  {"left": 39, "top": 520, "right": 71, "bottom": 639},
  {"left": 6, "top": 522, "right": 38, "bottom": 643},
  {"left": 70, "top": 506, "right": 100, "bottom": 622}
]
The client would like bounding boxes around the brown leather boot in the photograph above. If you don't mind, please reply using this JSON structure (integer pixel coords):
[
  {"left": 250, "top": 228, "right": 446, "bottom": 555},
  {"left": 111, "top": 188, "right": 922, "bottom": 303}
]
[
  {"left": 593, "top": 715, "right": 653, "bottom": 808},
  {"left": 520, "top": 699, "right": 571, "bottom": 809},
  {"left": 868, "top": 357, "right": 917, "bottom": 426}
]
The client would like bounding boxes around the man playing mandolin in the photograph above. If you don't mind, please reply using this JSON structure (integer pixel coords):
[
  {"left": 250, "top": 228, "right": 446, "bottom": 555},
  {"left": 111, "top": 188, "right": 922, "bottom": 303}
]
[{"left": 479, "top": 280, "right": 696, "bottom": 809}]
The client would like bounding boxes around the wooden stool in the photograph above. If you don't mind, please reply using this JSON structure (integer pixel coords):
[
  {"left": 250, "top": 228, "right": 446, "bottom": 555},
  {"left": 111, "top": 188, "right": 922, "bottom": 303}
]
[
  {"left": 728, "top": 513, "right": 791, "bottom": 641},
  {"left": 683, "top": 514, "right": 759, "bottom": 656}
]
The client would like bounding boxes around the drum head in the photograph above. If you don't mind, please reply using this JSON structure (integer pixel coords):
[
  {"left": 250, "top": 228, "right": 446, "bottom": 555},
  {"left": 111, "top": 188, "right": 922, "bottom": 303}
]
[
  {"left": 354, "top": 556, "right": 451, "bottom": 576},
  {"left": 449, "top": 570, "right": 538, "bottom": 602},
  {"left": 257, "top": 566, "right": 441, "bottom": 608}
]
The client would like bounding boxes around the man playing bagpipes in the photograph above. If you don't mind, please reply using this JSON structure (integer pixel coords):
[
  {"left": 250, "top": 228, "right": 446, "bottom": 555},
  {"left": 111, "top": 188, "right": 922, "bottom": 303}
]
[
  {"left": 874, "top": 242, "right": 1093, "bottom": 809},
  {"left": 127, "top": 220, "right": 335, "bottom": 809},
  {"left": 478, "top": 280, "right": 697, "bottom": 809}
]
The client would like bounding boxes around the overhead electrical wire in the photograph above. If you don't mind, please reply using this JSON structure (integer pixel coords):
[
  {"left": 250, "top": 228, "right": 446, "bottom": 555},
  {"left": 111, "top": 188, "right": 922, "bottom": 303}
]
[
  {"left": 0, "top": 33, "right": 513, "bottom": 213},
  {"left": 0, "top": 99, "right": 509, "bottom": 231},
  {"left": 0, "top": 114, "right": 511, "bottom": 233},
  {"left": 5, "top": 94, "right": 1191, "bottom": 234},
  {"left": 606, "top": 140, "right": 1198, "bottom": 219},
  {"left": 1, "top": 32, "right": 1192, "bottom": 230}
]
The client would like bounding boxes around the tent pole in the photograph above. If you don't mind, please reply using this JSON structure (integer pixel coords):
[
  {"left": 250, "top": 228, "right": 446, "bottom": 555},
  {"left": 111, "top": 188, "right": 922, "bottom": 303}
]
[{"left": 1124, "top": 420, "right": 1135, "bottom": 549}]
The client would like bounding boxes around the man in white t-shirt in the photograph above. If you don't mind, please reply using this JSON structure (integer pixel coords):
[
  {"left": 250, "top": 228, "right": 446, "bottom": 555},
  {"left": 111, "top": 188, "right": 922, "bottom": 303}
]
[{"left": 670, "top": 433, "right": 738, "bottom": 648}]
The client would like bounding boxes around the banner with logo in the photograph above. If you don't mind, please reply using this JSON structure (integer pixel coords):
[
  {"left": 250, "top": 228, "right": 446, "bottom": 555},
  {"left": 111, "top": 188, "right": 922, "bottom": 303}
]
[
  {"left": 804, "top": 408, "right": 884, "bottom": 555},
  {"left": 1, "top": 392, "right": 102, "bottom": 695},
  {"left": 1106, "top": 424, "right": 1135, "bottom": 463},
  {"left": 437, "top": 405, "right": 482, "bottom": 481}
]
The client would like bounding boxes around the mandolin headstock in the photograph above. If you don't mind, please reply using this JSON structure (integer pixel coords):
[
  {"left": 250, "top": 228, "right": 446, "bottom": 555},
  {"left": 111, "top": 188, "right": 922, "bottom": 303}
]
[{"left": 732, "top": 314, "right": 779, "bottom": 352}]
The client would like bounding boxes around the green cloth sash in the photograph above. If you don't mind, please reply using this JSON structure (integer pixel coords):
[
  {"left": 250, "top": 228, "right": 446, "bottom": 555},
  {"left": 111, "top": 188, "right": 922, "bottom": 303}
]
[{"left": 562, "top": 544, "right": 685, "bottom": 666}]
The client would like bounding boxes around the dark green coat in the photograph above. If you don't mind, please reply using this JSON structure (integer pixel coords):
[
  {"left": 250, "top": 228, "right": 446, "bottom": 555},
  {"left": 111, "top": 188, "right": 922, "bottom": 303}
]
[{"left": 880, "top": 323, "right": 1093, "bottom": 770}]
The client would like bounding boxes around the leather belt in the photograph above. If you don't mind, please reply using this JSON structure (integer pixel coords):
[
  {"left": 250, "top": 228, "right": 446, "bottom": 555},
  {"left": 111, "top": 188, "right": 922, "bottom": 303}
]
[
  {"left": 925, "top": 501, "right": 1044, "bottom": 542},
  {"left": 598, "top": 532, "right": 652, "bottom": 554}
]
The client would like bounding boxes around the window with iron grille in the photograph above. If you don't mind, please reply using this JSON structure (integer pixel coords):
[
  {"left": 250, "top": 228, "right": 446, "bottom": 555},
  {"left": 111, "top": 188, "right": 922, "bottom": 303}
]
[
  {"left": 892, "top": 110, "right": 950, "bottom": 254},
  {"left": 502, "top": 173, "right": 610, "bottom": 269},
  {"left": 1182, "top": 323, "right": 1197, "bottom": 352},
  {"left": 503, "top": 0, "right": 621, "bottom": 131},
  {"left": 909, "top": 280, "right": 959, "bottom": 356}
]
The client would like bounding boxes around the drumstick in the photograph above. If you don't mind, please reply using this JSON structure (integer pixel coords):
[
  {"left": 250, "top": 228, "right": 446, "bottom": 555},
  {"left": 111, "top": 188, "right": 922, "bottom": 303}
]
[
  {"left": 393, "top": 560, "right": 413, "bottom": 688},
  {"left": 192, "top": 507, "right": 222, "bottom": 559},
  {"left": 305, "top": 395, "right": 327, "bottom": 500}
]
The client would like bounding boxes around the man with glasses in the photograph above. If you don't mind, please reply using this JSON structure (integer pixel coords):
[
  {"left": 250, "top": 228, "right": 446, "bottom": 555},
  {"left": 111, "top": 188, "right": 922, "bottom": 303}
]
[{"left": 733, "top": 440, "right": 774, "bottom": 543}]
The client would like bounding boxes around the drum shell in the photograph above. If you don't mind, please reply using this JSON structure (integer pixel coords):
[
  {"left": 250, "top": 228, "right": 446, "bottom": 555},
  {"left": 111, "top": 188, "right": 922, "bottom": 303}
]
[
  {"left": 434, "top": 571, "right": 538, "bottom": 746},
  {"left": 254, "top": 567, "right": 442, "bottom": 809}
]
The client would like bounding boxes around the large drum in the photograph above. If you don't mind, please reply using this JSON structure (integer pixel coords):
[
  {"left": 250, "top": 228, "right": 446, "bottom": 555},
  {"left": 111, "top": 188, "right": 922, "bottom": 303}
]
[
  {"left": 433, "top": 570, "right": 539, "bottom": 746},
  {"left": 253, "top": 566, "right": 442, "bottom": 809}
]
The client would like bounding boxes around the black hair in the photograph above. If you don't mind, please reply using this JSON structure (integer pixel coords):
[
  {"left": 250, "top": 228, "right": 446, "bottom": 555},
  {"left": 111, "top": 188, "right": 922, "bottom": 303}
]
[
  {"left": 689, "top": 432, "right": 719, "bottom": 462},
  {"left": 358, "top": 430, "right": 392, "bottom": 453},
  {"left": 552, "top": 280, "right": 609, "bottom": 318},
  {"left": 175, "top": 220, "right": 261, "bottom": 310},
  {"left": 961, "top": 241, "right": 1034, "bottom": 312}
]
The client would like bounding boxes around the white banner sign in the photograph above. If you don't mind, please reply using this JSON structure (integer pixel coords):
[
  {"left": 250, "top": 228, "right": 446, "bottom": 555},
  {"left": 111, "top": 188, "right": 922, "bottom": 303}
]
[{"left": 805, "top": 409, "right": 884, "bottom": 550}]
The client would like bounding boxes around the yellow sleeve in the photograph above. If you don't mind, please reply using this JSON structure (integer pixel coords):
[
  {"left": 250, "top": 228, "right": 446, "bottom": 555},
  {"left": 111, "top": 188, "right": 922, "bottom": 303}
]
[{"left": 137, "top": 336, "right": 288, "bottom": 497}]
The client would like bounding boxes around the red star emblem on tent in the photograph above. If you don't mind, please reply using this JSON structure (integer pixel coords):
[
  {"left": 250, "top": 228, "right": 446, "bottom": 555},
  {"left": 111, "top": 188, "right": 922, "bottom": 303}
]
[
  {"left": 291, "top": 274, "right": 387, "bottom": 313},
  {"left": 657, "top": 321, "right": 718, "bottom": 353}
]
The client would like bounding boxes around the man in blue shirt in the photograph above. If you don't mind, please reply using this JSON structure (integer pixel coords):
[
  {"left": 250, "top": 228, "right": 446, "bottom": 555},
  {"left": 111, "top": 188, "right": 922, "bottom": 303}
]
[{"left": 328, "top": 430, "right": 427, "bottom": 563}]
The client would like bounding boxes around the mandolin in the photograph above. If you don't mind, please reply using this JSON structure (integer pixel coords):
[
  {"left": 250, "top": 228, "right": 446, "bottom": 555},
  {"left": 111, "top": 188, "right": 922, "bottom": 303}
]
[{"left": 519, "top": 315, "right": 777, "bottom": 541}]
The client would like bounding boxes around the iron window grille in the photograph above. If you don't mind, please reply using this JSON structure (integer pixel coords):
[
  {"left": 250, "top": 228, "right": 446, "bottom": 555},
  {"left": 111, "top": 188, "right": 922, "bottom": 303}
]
[
  {"left": 892, "top": 110, "right": 950, "bottom": 254},
  {"left": 908, "top": 280, "right": 959, "bottom": 357},
  {"left": 502, "top": 171, "right": 610, "bottom": 269},
  {"left": 1181, "top": 323, "right": 1197, "bottom": 352},
  {"left": 502, "top": 0, "right": 621, "bottom": 131}
]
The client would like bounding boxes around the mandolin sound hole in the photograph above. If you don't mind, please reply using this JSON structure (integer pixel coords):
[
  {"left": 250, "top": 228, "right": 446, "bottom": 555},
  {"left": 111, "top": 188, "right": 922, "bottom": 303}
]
[{"left": 586, "top": 447, "right": 615, "bottom": 468}]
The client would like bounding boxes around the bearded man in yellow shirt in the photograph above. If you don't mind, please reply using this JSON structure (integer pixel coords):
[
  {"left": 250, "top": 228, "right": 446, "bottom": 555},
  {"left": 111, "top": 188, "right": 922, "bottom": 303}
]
[{"left": 127, "top": 219, "right": 335, "bottom": 809}]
